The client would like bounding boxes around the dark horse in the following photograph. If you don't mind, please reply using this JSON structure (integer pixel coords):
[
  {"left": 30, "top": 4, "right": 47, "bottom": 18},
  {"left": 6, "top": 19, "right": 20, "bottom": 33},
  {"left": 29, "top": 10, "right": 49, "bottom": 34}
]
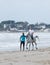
[{"left": 26, "top": 33, "right": 39, "bottom": 50}]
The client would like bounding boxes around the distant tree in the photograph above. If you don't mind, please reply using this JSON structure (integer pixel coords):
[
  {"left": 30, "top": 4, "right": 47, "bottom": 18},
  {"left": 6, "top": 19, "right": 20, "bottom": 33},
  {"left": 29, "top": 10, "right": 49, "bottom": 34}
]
[
  {"left": 28, "top": 24, "right": 34, "bottom": 30},
  {"left": 1, "top": 20, "right": 15, "bottom": 24},
  {"left": 0, "top": 23, "right": 4, "bottom": 31},
  {"left": 46, "top": 24, "right": 50, "bottom": 28},
  {"left": 1, "top": 20, "right": 15, "bottom": 28},
  {"left": 23, "top": 21, "right": 29, "bottom": 30},
  {"left": 15, "top": 21, "right": 29, "bottom": 30},
  {"left": 0, "top": 20, "right": 15, "bottom": 31},
  {"left": 39, "top": 23, "right": 47, "bottom": 26}
]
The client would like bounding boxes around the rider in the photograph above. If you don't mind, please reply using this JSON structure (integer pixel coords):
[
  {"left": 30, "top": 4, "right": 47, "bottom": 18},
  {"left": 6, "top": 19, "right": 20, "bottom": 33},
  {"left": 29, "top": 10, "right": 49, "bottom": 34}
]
[{"left": 28, "top": 26, "right": 34, "bottom": 40}]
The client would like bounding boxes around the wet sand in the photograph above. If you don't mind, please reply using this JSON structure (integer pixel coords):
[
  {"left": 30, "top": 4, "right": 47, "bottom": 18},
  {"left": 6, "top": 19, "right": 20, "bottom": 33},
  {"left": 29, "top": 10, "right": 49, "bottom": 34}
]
[{"left": 0, "top": 47, "right": 50, "bottom": 65}]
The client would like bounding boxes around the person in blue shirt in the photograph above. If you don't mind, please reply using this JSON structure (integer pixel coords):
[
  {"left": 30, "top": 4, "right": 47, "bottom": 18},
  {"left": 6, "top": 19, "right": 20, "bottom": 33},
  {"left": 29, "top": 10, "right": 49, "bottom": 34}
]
[{"left": 20, "top": 32, "right": 26, "bottom": 51}]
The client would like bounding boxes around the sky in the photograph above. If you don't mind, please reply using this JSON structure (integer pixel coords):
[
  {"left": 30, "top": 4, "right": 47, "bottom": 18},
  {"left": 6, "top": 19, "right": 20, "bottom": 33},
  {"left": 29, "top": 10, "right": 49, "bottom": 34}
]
[{"left": 0, "top": 0, "right": 50, "bottom": 24}]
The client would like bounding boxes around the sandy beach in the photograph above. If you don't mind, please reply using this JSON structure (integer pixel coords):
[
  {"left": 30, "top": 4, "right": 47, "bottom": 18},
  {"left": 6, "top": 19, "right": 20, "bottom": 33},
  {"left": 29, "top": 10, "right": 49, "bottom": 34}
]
[{"left": 0, "top": 47, "right": 50, "bottom": 65}]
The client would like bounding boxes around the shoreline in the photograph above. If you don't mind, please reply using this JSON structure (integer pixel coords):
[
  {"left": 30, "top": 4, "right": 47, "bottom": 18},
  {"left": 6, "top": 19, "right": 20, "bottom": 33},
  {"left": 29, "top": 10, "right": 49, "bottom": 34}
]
[{"left": 0, "top": 31, "right": 50, "bottom": 33}]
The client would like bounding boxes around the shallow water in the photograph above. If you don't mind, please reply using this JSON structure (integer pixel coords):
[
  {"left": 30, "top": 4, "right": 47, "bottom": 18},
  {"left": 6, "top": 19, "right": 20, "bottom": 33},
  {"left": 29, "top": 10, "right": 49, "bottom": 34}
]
[{"left": 0, "top": 32, "right": 50, "bottom": 51}]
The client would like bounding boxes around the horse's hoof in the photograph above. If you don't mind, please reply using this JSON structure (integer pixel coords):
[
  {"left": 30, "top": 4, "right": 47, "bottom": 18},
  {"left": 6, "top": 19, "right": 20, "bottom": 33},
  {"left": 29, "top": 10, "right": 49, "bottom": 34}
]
[
  {"left": 28, "top": 49, "right": 30, "bottom": 51},
  {"left": 36, "top": 48, "right": 38, "bottom": 50},
  {"left": 26, "top": 47, "right": 28, "bottom": 49}
]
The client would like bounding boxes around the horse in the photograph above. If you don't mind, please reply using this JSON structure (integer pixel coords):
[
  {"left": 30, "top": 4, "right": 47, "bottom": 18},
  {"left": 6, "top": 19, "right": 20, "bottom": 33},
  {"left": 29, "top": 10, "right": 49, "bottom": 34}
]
[{"left": 26, "top": 33, "right": 39, "bottom": 51}]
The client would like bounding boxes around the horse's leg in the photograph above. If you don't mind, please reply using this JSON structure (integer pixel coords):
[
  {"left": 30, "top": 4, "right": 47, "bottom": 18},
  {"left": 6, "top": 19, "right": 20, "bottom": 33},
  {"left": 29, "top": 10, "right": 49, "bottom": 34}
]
[
  {"left": 35, "top": 42, "right": 38, "bottom": 50},
  {"left": 29, "top": 43, "right": 31, "bottom": 51},
  {"left": 32, "top": 42, "right": 34, "bottom": 50},
  {"left": 20, "top": 43, "right": 22, "bottom": 51},
  {"left": 26, "top": 42, "right": 28, "bottom": 49}
]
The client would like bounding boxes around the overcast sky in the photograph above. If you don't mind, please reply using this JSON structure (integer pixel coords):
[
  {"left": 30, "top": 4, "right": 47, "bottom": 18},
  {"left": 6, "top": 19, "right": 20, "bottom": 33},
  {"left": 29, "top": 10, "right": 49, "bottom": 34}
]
[{"left": 0, "top": 0, "right": 50, "bottom": 24}]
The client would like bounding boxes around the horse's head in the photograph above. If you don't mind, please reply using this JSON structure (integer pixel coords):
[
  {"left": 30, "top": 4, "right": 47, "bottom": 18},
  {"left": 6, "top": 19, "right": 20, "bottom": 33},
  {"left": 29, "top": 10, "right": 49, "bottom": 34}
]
[
  {"left": 35, "top": 36, "right": 38, "bottom": 38},
  {"left": 35, "top": 36, "right": 39, "bottom": 40}
]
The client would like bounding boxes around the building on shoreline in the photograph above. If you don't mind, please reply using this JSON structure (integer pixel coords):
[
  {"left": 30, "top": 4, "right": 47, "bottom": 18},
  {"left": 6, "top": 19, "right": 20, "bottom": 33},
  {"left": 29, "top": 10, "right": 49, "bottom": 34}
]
[{"left": 0, "top": 20, "right": 50, "bottom": 32}]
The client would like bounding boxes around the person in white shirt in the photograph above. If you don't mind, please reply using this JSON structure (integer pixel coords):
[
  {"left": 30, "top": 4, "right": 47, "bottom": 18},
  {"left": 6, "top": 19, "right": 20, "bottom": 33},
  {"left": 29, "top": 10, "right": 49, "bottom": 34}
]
[{"left": 28, "top": 27, "right": 34, "bottom": 40}]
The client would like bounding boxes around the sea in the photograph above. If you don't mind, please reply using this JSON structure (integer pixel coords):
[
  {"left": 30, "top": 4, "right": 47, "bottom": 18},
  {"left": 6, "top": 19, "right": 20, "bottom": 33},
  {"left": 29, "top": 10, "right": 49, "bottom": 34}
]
[{"left": 0, "top": 32, "right": 50, "bottom": 51}]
